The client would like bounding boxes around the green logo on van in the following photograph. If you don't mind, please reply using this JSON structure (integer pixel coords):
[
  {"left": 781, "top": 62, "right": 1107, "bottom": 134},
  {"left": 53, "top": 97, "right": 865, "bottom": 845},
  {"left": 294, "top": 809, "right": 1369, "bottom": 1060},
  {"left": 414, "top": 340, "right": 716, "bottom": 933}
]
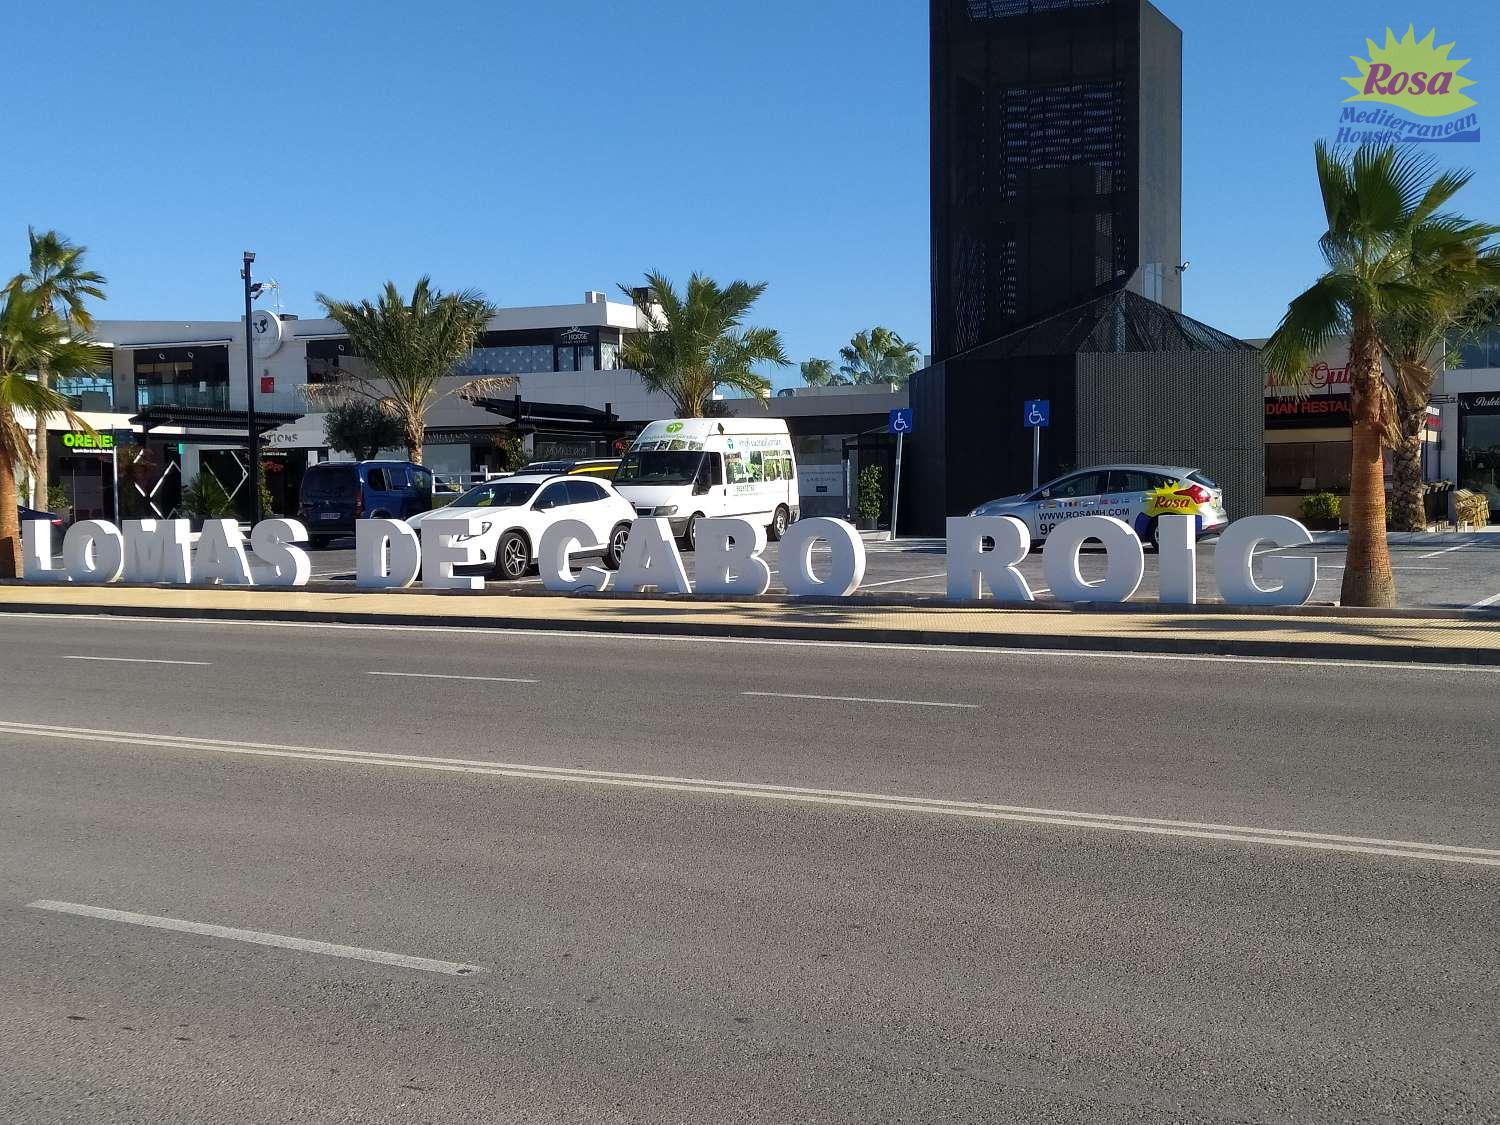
[{"left": 665, "top": 422, "right": 684, "bottom": 433}]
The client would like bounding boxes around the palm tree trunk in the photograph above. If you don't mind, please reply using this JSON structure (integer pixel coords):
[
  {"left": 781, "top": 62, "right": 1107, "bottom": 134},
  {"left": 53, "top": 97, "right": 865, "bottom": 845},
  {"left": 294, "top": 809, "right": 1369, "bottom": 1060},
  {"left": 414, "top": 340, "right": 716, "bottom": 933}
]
[
  {"left": 1342, "top": 324, "right": 1396, "bottom": 608},
  {"left": 404, "top": 413, "right": 424, "bottom": 464},
  {"left": 0, "top": 453, "right": 23, "bottom": 578},
  {"left": 30, "top": 361, "right": 50, "bottom": 508},
  {"left": 1389, "top": 405, "right": 1428, "bottom": 533}
]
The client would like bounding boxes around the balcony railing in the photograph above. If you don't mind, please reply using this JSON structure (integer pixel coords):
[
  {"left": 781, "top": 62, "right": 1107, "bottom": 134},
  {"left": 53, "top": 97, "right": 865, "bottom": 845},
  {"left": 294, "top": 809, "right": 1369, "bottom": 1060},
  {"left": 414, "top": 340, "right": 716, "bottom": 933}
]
[{"left": 136, "top": 383, "right": 231, "bottom": 411}]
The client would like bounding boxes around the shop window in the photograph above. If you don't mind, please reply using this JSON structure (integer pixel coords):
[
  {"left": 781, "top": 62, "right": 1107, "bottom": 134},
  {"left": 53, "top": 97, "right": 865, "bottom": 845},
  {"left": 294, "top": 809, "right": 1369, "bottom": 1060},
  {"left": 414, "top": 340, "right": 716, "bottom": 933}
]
[{"left": 1266, "top": 442, "right": 1352, "bottom": 493}]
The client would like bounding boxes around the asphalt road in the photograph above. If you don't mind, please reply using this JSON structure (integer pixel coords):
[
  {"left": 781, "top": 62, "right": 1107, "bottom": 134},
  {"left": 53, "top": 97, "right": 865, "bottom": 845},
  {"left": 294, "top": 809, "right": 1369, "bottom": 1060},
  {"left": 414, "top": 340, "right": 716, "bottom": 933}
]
[
  {"left": 287, "top": 534, "right": 1500, "bottom": 611},
  {"left": 1, "top": 614, "right": 1497, "bottom": 1123}
]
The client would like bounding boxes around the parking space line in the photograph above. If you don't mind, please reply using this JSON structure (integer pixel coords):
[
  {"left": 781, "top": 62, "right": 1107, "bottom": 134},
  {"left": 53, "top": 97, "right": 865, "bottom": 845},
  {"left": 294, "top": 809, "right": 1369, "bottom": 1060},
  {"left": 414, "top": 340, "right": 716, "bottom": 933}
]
[
  {"left": 61, "top": 656, "right": 211, "bottom": 666},
  {"left": 366, "top": 671, "right": 539, "bottom": 684},
  {"left": 1418, "top": 543, "right": 1471, "bottom": 559},
  {"left": 859, "top": 572, "right": 949, "bottom": 588},
  {"left": 742, "top": 690, "right": 978, "bottom": 709},
  {"left": 26, "top": 900, "right": 485, "bottom": 977}
]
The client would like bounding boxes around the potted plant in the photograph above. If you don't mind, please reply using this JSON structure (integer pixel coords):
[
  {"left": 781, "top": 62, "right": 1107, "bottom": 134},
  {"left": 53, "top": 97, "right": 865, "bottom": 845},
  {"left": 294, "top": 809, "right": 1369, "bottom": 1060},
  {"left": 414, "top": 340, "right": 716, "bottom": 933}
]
[
  {"left": 856, "top": 465, "right": 884, "bottom": 531},
  {"left": 1299, "top": 491, "right": 1342, "bottom": 530},
  {"left": 179, "top": 472, "right": 236, "bottom": 531}
]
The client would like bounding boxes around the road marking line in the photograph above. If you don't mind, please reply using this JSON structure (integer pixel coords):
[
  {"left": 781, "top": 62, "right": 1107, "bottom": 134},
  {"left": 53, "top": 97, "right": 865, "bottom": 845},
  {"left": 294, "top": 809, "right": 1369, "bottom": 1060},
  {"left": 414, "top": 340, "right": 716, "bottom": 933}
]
[
  {"left": 25, "top": 900, "right": 484, "bottom": 977},
  {"left": 1418, "top": 543, "right": 1471, "bottom": 559},
  {"left": 858, "top": 572, "right": 950, "bottom": 589},
  {"left": 8, "top": 612, "right": 1497, "bottom": 674},
  {"left": 366, "top": 671, "right": 539, "bottom": 684},
  {"left": 60, "top": 656, "right": 211, "bottom": 666},
  {"left": 1469, "top": 592, "right": 1500, "bottom": 609},
  {"left": 1, "top": 720, "right": 1495, "bottom": 867},
  {"left": 743, "top": 690, "right": 978, "bottom": 709}
]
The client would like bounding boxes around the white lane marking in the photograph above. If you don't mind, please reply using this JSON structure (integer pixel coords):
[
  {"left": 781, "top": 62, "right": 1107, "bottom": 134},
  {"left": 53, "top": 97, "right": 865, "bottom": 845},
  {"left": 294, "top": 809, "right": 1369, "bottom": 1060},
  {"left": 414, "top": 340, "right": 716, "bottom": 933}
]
[
  {"left": 1, "top": 720, "right": 1494, "bottom": 867},
  {"left": 1418, "top": 543, "right": 1471, "bottom": 559},
  {"left": 1314, "top": 564, "right": 1450, "bottom": 571},
  {"left": 26, "top": 900, "right": 484, "bottom": 977},
  {"left": 743, "top": 690, "right": 978, "bottom": 709},
  {"left": 1470, "top": 592, "right": 1500, "bottom": 610},
  {"left": 366, "top": 671, "right": 539, "bottom": 684},
  {"left": 60, "top": 656, "right": 211, "bottom": 666},
  {"left": 5, "top": 613, "right": 1497, "bottom": 674},
  {"left": 858, "top": 572, "right": 950, "bottom": 589}
]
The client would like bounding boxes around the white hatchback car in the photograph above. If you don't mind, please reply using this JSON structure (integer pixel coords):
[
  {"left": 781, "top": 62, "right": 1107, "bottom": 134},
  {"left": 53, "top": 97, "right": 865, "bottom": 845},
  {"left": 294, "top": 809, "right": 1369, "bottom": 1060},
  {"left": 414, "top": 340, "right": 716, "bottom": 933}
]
[
  {"left": 406, "top": 473, "right": 636, "bottom": 580},
  {"left": 969, "top": 464, "right": 1228, "bottom": 548}
]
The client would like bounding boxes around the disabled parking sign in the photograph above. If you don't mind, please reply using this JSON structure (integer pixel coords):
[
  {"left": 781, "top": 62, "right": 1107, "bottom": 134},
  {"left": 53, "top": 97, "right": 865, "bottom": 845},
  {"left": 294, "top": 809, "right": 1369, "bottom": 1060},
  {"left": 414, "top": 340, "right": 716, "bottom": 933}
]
[{"left": 1024, "top": 400, "right": 1050, "bottom": 428}]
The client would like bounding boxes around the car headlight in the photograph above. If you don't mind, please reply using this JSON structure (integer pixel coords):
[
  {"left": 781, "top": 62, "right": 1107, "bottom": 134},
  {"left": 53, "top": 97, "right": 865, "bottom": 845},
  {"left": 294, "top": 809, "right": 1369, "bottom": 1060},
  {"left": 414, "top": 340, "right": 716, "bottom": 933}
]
[
  {"left": 653, "top": 505, "right": 678, "bottom": 516},
  {"left": 456, "top": 521, "right": 492, "bottom": 543}
]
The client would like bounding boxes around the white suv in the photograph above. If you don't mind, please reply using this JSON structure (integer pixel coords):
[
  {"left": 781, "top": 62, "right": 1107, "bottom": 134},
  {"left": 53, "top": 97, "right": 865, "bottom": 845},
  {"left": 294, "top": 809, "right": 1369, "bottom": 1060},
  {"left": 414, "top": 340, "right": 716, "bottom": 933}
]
[{"left": 406, "top": 473, "right": 636, "bottom": 580}]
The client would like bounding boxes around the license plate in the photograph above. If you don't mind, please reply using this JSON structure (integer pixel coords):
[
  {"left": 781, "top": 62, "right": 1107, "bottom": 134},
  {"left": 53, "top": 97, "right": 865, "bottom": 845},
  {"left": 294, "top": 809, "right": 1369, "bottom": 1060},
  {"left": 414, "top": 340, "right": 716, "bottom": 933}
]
[{"left": 320, "top": 512, "right": 341, "bottom": 521}]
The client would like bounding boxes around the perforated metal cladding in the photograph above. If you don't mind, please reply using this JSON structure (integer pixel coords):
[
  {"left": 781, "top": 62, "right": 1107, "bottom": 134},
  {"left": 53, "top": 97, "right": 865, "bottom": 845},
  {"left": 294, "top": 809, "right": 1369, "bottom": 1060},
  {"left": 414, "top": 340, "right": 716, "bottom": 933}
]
[{"left": 1075, "top": 351, "right": 1265, "bottom": 518}]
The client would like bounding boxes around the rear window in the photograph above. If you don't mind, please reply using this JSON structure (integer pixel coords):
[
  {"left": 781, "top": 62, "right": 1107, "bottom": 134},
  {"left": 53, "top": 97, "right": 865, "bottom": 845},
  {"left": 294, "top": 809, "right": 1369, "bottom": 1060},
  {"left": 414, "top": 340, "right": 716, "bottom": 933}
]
[
  {"left": 1188, "top": 471, "right": 1218, "bottom": 489},
  {"left": 302, "top": 465, "right": 357, "bottom": 500}
]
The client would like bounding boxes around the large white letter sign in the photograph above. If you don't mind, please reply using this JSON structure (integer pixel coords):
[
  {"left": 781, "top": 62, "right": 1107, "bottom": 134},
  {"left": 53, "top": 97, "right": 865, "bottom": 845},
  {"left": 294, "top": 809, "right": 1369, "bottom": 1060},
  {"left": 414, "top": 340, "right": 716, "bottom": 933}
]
[
  {"left": 250, "top": 518, "right": 311, "bottom": 587},
  {"left": 1041, "top": 515, "right": 1144, "bottom": 603},
  {"left": 1214, "top": 515, "right": 1317, "bottom": 606},
  {"left": 420, "top": 516, "right": 485, "bottom": 591},
  {"left": 780, "top": 517, "right": 865, "bottom": 597},
  {"left": 193, "top": 519, "right": 253, "bottom": 585},
  {"left": 946, "top": 515, "right": 1033, "bottom": 601},
  {"left": 123, "top": 519, "right": 193, "bottom": 584},
  {"left": 61, "top": 520, "right": 125, "bottom": 584},
  {"left": 1155, "top": 514, "right": 1198, "bottom": 605},
  {"left": 21, "top": 519, "right": 62, "bottom": 580},
  {"left": 695, "top": 517, "right": 772, "bottom": 597},
  {"left": 356, "top": 519, "right": 421, "bottom": 590},
  {"left": 538, "top": 519, "right": 610, "bottom": 593},
  {"left": 614, "top": 518, "right": 691, "bottom": 595}
]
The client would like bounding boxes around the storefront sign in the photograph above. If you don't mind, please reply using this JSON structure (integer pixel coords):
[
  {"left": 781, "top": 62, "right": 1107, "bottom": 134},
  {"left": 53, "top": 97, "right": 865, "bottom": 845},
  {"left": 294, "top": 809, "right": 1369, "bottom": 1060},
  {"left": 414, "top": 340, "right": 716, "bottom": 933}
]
[
  {"left": 557, "top": 326, "right": 592, "bottom": 345},
  {"left": 1264, "top": 396, "right": 1352, "bottom": 427},
  {"left": 20, "top": 514, "right": 1319, "bottom": 608},
  {"left": 61, "top": 431, "right": 115, "bottom": 452},
  {"left": 1462, "top": 394, "right": 1500, "bottom": 410}
]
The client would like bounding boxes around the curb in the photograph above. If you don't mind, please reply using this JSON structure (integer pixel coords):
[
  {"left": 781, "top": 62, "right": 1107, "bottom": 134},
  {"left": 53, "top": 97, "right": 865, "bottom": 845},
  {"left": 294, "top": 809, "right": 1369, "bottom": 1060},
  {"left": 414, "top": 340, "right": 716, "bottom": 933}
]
[{"left": 2, "top": 595, "right": 1497, "bottom": 669}]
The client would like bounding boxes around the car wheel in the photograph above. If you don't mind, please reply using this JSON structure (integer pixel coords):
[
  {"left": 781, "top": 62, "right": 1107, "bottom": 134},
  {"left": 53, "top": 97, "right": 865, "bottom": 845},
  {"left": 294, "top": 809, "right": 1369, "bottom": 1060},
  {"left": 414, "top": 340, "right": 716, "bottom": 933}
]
[
  {"left": 604, "top": 522, "right": 632, "bottom": 569},
  {"left": 1147, "top": 519, "right": 1161, "bottom": 553},
  {"left": 310, "top": 535, "right": 332, "bottom": 550},
  {"left": 768, "top": 505, "right": 790, "bottom": 542},
  {"left": 493, "top": 531, "right": 530, "bottom": 580},
  {"left": 680, "top": 513, "right": 702, "bottom": 552}
]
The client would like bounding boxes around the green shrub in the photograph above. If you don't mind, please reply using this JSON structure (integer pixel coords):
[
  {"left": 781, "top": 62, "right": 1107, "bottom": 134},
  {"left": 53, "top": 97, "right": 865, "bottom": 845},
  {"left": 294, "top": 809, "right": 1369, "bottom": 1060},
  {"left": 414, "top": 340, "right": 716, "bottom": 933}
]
[
  {"left": 1299, "top": 492, "right": 1341, "bottom": 524},
  {"left": 180, "top": 473, "right": 235, "bottom": 519},
  {"left": 45, "top": 483, "right": 70, "bottom": 515},
  {"left": 857, "top": 465, "right": 884, "bottom": 521}
]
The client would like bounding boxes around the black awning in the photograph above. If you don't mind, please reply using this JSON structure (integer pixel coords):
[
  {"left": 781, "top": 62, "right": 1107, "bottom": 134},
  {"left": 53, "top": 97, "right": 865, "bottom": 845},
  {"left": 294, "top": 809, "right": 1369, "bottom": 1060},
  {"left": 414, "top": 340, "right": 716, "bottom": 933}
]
[
  {"left": 472, "top": 395, "right": 635, "bottom": 436},
  {"left": 129, "top": 404, "right": 302, "bottom": 438}
]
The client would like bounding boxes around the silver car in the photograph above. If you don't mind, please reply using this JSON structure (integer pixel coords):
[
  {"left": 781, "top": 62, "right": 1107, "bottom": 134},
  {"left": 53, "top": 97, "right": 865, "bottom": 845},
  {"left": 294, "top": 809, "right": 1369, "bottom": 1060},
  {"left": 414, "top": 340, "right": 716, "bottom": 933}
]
[{"left": 968, "top": 464, "right": 1229, "bottom": 547}]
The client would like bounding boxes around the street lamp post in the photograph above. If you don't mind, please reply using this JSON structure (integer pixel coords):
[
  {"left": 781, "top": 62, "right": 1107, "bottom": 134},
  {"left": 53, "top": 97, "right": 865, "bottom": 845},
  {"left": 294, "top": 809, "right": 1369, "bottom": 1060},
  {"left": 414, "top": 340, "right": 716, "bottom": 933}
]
[{"left": 241, "top": 250, "right": 262, "bottom": 525}]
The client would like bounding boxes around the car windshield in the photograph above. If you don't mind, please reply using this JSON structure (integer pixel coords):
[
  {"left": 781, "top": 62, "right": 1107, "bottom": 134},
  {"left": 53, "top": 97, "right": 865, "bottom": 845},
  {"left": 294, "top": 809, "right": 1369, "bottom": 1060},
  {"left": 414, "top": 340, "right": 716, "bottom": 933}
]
[
  {"left": 615, "top": 450, "right": 705, "bottom": 486},
  {"left": 451, "top": 480, "right": 540, "bottom": 508}
]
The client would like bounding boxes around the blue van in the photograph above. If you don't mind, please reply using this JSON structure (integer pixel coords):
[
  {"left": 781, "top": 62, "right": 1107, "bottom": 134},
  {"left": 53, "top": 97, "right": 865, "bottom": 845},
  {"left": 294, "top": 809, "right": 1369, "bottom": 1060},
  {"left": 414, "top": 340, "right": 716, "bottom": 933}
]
[{"left": 298, "top": 460, "right": 435, "bottom": 548}]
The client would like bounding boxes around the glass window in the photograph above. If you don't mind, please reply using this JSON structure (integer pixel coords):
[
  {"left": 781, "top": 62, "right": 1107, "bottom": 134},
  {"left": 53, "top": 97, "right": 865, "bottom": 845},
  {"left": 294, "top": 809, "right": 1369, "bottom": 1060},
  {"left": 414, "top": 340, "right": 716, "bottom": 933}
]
[
  {"left": 1045, "top": 472, "right": 1105, "bottom": 499},
  {"left": 616, "top": 450, "right": 706, "bottom": 486},
  {"left": 534, "top": 483, "right": 570, "bottom": 510},
  {"left": 411, "top": 467, "right": 434, "bottom": 493},
  {"left": 451, "top": 480, "right": 539, "bottom": 508},
  {"left": 555, "top": 347, "right": 577, "bottom": 373},
  {"left": 301, "top": 465, "right": 357, "bottom": 500},
  {"left": 1106, "top": 470, "right": 1154, "bottom": 493},
  {"left": 600, "top": 341, "right": 622, "bottom": 370},
  {"left": 365, "top": 468, "right": 388, "bottom": 491},
  {"left": 725, "top": 452, "right": 752, "bottom": 485},
  {"left": 454, "top": 344, "right": 556, "bottom": 376},
  {"left": 707, "top": 454, "right": 724, "bottom": 486},
  {"left": 565, "top": 480, "right": 606, "bottom": 504},
  {"left": 1266, "top": 443, "right": 1351, "bottom": 492}
]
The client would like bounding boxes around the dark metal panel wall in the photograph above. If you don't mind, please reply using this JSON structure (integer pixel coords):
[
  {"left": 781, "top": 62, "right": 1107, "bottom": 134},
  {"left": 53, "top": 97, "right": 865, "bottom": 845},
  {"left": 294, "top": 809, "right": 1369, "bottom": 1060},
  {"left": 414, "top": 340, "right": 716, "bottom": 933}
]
[{"left": 1075, "top": 350, "right": 1265, "bottom": 518}]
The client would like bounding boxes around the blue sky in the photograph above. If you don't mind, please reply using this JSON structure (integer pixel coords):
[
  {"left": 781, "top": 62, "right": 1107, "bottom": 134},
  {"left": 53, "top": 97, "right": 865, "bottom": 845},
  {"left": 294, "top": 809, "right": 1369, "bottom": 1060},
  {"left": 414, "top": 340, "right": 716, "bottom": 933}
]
[{"left": 3, "top": 1, "right": 1494, "bottom": 388}]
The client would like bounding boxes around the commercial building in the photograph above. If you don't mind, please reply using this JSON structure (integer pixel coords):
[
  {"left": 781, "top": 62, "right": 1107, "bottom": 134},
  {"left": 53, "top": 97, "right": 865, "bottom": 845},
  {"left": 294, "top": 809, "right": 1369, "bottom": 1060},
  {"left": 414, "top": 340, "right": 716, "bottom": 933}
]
[
  {"left": 1438, "top": 320, "right": 1500, "bottom": 520},
  {"left": 909, "top": 0, "right": 1263, "bottom": 534}
]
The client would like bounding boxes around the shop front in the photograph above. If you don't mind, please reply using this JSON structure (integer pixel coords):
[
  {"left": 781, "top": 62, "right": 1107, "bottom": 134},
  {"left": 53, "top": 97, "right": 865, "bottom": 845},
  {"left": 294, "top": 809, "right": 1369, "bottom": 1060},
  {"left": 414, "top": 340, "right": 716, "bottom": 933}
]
[{"left": 1457, "top": 393, "right": 1500, "bottom": 519}]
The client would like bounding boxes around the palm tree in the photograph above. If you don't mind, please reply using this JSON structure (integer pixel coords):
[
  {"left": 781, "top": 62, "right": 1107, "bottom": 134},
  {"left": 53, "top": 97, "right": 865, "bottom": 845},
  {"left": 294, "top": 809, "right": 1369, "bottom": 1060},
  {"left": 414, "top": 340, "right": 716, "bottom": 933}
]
[
  {"left": 307, "top": 278, "right": 506, "bottom": 463},
  {"left": 1264, "top": 142, "right": 1490, "bottom": 607},
  {"left": 838, "top": 327, "right": 922, "bottom": 386},
  {"left": 619, "top": 271, "right": 789, "bottom": 418},
  {"left": 5, "top": 228, "right": 107, "bottom": 508},
  {"left": 0, "top": 287, "right": 104, "bottom": 576},
  {"left": 1381, "top": 259, "right": 1499, "bottom": 531},
  {"left": 800, "top": 357, "right": 844, "bottom": 386}
]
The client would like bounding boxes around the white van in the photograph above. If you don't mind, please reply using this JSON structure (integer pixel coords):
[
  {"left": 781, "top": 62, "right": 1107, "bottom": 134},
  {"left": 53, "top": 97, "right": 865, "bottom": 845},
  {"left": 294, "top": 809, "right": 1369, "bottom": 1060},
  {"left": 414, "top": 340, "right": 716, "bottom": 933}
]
[{"left": 614, "top": 418, "right": 800, "bottom": 549}]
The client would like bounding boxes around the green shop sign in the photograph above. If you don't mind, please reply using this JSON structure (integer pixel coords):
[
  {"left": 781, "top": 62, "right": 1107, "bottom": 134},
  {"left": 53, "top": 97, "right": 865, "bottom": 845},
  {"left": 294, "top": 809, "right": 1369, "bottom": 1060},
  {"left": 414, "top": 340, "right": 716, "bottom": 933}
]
[{"left": 62, "top": 431, "right": 115, "bottom": 451}]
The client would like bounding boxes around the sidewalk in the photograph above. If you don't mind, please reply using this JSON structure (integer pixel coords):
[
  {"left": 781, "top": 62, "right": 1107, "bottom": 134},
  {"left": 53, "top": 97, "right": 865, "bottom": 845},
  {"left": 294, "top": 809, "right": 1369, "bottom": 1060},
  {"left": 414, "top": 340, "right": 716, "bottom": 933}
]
[{"left": 2, "top": 582, "right": 1498, "bottom": 666}]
